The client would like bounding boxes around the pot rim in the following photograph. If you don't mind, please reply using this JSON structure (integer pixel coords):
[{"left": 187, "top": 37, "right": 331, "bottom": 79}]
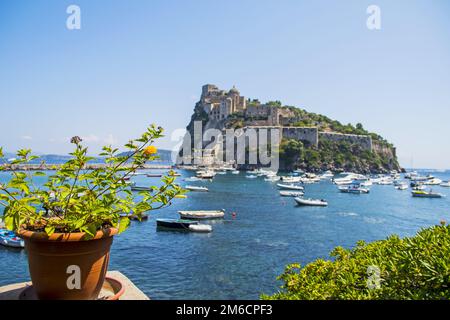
[{"left": 18, "top": 227, "right": 118, "bottom": 242}]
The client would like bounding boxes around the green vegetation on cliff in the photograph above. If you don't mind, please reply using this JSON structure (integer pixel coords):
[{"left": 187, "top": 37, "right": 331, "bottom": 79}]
[
  {"left": 279, "top": 138, "right": 399, "bottom": 173},
  {"left": 263, "top": 223, "right": 450, "bottom": 300}
]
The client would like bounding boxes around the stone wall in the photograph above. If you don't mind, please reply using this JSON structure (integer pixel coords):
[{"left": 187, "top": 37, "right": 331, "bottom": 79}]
[
  {"left": 319, "top": 132, "right": 373, "bottom": 151},
  {"left": 282, "top": 127, "right": 319, "bottom": 147}
]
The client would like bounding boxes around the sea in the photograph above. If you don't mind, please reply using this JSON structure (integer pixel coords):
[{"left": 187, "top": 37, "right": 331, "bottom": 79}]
[{"left": 1, "top": 169, "right": 449, "bottom": 299}]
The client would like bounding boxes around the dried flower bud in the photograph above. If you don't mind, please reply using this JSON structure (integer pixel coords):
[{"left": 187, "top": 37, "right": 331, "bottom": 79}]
[{"left": 70, "top": 136, "right": 82, "bottom": 144}]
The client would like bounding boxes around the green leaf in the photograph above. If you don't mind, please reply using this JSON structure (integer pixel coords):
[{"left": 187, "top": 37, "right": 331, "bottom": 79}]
[
  {"left": 118, "top": 217, "right": 130, "bottom": 234},
  {"left": 45, "top": 225, "right": 55, "bottom": 236}
]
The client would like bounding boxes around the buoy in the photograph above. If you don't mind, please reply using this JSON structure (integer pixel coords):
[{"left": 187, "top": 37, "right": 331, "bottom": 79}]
[{"left": 231, "top": 212, "right": 237, "bottom": 219}]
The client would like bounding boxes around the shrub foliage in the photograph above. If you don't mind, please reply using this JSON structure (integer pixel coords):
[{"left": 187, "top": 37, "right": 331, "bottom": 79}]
[{"left": 263, "top": 224, "right": 450, "bottom": 300}]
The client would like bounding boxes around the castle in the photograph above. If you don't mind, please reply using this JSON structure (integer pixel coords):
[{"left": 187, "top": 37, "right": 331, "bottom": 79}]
[{"left": 199, "top": 84, "right": 375, "bottom": 152}]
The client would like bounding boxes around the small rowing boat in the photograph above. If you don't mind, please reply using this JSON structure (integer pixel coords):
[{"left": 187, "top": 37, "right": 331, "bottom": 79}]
[
  {"left": 294, "top": 197, "right": 328, "bottom": 207},
  {"left": 178, "top": 210, "right": 225, "bottom": 220}
]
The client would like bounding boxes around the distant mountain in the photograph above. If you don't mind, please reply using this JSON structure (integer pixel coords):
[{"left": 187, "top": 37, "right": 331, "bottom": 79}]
[
  {"left": 117, "top": 149, "right": 173, "bottom": 164},
  {"left": 0, "top": 149, "right": 174, "bottom": 165}
]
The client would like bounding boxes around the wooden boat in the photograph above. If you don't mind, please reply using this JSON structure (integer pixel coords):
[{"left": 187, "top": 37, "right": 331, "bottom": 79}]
[
  {"left": 178, "top": 210, "right": 225, "bottom": 220},
  {"left": 185, "top": 185, "right": 209, "bottom": 192},
  {"left": 277, "top": 183, "right": 304, "bottom": 191},
  {"left": 0, "top": 229, "right": 25, "bottom": 248},
  {"left": 279, "top": 191, "right": 304, "bottom": 197},
  {"left": 412, "top": 190, "right": 443, "bottom": 198},
  {"left": 294, "top": 197, "right": 328, "bottom": 207}
]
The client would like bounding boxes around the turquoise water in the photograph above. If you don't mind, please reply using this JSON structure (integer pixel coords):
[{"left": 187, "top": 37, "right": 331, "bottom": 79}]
[{"left": 1, "top": 170, "right": 450, "bottom": 299}]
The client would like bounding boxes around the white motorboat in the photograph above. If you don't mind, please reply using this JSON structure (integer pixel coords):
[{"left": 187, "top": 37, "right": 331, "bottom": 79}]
[
  {"left": 0, "top": 229, "right": 25, "bottom": 248},
  {"left": 279, "top": 191, "right": 304, "bottom": 197},
  {"left": 319, "top": 171, "right": 334, "bottom": 179},
  {"left": 184, "top": 176, "right": 202, "bottom": 182},
  {"left": 185, "top": 185, "right": 209, "bottom": 192},
  {"left": 196, "top": 170, "right": 216, "bottom": 179},
  {"left": 188, "top": 224, "right": 212, "bottom": 233},
  {"left": 246, "top": 175, "right": 258, "bottom": 179},
  {"left": 423, "top": 178, "right": 442, "bottom": 185},
  {"left": 395, "top": 183, "right": 408, "bottom": 190},
  {"left": 294, "top": 197, "right": 328, "bottom": 207},
  {"left": 264, "top": 176, "right": 280, "bottom": 182},
  {"left": 440, "top": 181, "right": 450, "bottom": 187},
  {"left": 277, "top": 183, "right": 304, "bottom": 190},
  {"left": 339, "top": 183, "right": 370, "bottom": 194},
  {"left": 405, "top": 171, "right": 418, "bottom": 179},
  {"left": 231, "top": 170, "right": 240, "bottom": 175},
  {"left": 178, "top": 210, "right": 225, "bottom": 220},
  {"left": 216, "top": 171, "right": 227, "bottom": 175},
  {"left": 333, "top": 178, "right": 354, "bottom": 185},
  {"left": 280, "top": 176, "right": 303, "bottom": 183}
]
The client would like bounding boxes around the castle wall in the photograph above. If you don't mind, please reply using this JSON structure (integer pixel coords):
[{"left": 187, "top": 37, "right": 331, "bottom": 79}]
[
  {"left": 319, "top": 132, "right": 373, "bottom": 151},
  {"left": 282, "top": 127, "right": 318, "bottom": 147}
]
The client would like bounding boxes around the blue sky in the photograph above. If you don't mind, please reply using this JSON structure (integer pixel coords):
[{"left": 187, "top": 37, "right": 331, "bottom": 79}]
[{"left": 0, "top": 0, "right": 449, "bottom": 168}]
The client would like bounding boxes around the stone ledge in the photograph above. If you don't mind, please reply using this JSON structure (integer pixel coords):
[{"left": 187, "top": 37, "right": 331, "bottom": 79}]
[{"left": 0, "top": 270, "right": 149, "bottom": 300}]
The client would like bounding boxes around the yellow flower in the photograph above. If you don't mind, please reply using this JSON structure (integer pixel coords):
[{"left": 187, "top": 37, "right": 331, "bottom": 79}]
[{"left": 143, "top": 146, "right": 157, "bottom": 156}]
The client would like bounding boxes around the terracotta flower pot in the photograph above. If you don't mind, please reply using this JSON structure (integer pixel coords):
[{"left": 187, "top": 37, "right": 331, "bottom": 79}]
[{"left": 18, "top": 227, "right": 118, "bottom": 300}]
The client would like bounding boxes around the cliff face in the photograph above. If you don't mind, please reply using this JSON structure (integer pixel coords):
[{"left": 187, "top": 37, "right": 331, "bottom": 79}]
[{"left": 183, "top": 93, "right": 401, "bottom": 174}]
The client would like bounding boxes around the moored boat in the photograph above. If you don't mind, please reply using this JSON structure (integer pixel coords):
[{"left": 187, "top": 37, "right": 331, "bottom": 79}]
[
  {"left": 277, "top": 183, "right": 304, "bottom": 191},
  {"left": 0, "top": 229, "right": 25, "bottom": 248},
  {"left": 156, "top": 219, "right": 199, "bottom": 231},
  {"left": 339, "top": 184, "right": 370, "bottom": 194},
  {"left": 178, "top": 210, "right": 225, "bottom": 220},
  {"left": 146, "top": 173, "right": 163, "bottom": 177},
  {"left": 440, "top": 181, "right": 450, "bottom": 187},
  {"left": 395, "top": 183, "right": 408, "bottom": 190},
  {"left": 130, "top": 184, "right": 154, "bottom": 192},
  {"left": 279, "top": 191, "right": 304, "bottom": 197},
  {"left": 188, "top": 224, "right": 212, "bottom": 233},
  {"left": 412, "top": 190, "right": 444, "bottom": 198},
  {"left": 294, "top": 197, "right": 328, "bottom": 207},
  {"left": 185, "top": 185, "right": 209, "bottom": 192}
]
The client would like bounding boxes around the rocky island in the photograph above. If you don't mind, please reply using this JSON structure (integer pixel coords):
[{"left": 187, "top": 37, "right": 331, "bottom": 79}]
[{"left": 181, "top": 84, "right": 401, "bottom": 174}]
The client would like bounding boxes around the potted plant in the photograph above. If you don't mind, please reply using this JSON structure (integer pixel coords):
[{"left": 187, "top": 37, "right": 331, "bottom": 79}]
[{"left": 0, "top": 125, "right": 185, "bottom": 300}]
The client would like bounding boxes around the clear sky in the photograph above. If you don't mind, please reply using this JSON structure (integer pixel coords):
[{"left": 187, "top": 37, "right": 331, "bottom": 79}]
[{"left": 0, "top": 0, "right": 449, "bottom": 169}]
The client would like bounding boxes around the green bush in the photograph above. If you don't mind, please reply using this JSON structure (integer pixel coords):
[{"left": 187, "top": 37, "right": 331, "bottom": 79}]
[{"left": 262, "top": 224, "right": 450, "bottom": 300}]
